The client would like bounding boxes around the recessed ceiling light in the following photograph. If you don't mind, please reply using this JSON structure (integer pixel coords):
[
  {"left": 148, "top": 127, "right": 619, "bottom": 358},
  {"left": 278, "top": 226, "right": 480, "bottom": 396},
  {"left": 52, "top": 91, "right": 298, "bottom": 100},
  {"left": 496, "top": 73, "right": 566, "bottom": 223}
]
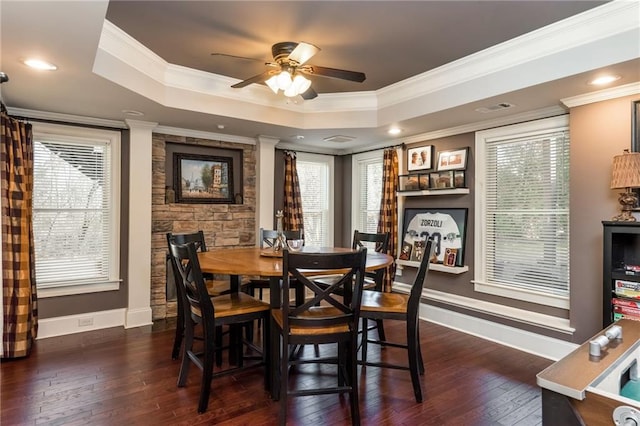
[
  {"left": 388, "top": 127, "right": 402, "bottom": 135},
  {"left": 588, "top": 75, "right": 621, "bottom": 86},
  {"left": 121, "top": 109, "right": 144, "bottom": 116},
  {"left": 23, "top": 58, "right": 57, "bottom": 71}
]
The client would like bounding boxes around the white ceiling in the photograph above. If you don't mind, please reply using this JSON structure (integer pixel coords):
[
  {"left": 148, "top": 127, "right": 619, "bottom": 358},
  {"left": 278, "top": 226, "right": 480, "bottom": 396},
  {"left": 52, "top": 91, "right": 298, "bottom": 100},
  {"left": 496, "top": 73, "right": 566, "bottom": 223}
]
[{"left": 1, "top": 1, "right": 639, "bottom": 154}]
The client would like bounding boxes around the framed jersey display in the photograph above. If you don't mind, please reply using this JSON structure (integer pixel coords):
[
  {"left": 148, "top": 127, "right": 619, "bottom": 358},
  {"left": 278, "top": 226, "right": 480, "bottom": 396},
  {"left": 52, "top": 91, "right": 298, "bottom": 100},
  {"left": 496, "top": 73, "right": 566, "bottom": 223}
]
[{"left": 401, "top": 208, "right": 468, "bottom": 267}]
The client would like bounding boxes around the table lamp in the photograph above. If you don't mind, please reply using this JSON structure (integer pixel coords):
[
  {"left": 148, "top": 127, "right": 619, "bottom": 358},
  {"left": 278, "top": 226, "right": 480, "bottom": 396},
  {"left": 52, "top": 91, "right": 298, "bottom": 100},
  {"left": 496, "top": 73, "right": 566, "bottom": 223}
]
[{"left": 610, "top": 150, "right": 640, "bottom": 221}]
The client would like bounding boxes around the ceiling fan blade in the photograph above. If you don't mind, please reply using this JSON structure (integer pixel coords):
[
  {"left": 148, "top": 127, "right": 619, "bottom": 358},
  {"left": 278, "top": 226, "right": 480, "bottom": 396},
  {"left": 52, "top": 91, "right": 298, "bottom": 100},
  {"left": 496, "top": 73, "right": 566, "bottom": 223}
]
[
  {"left": 305, "top": 65, "right": 366, "bottom": 83},
  {"left": 210, "top": 52, "right": 265, "bottom": 62},
  {"left": 231, "top": 70, "right": 272, "bottom": 88},
  {"left": 300, "top": 87, "right": 318, "bottom": 100},
  {"left": 288, "top": 42, "right": 320, "bottom": 65}
]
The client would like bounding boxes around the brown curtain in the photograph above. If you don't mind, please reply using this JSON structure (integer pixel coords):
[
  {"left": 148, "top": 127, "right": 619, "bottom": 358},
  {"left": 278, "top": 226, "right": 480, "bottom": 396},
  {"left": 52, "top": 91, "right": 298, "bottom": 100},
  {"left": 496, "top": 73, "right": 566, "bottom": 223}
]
[
  {"left": 377, "top": 148, "right": 399, "bottom": 292},
  {"left": 282, "top": 151, "right": 304, "bottom": 239},
  {"left": 1, "top": 104, "right": 37, "bottom": 358}
]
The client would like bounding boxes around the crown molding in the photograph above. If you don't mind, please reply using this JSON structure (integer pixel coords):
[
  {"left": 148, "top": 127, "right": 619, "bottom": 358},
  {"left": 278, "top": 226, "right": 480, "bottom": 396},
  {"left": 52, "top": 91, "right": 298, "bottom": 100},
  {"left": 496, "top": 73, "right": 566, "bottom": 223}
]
[
  {"left": 6, "top": 107, "right": 127, "bottom": 129},
  {"left": 96, "top": 0, "right": 638, "bottom": 133},
  {"left": 377, "top": 0, "right": 640, "bottom": 109},
  {"left": 561, "top": 81, "right": 640, "bottom": 108},
  {"left": 154, "top": 125, "right": 256, "bottom": 145}
]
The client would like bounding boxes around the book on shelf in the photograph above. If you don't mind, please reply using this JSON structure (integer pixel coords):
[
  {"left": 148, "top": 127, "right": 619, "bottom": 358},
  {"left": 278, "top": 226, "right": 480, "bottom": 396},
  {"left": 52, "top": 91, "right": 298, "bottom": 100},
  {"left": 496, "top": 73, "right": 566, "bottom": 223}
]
[
  {"left": 614, "top": 279, "right": 640, "bottom": 299},
  {"left": 612, "top": 298, "right": 640, "bottom": 309},
  {"left": 614, "top": 305, "right": 640, "bottom": 320}
]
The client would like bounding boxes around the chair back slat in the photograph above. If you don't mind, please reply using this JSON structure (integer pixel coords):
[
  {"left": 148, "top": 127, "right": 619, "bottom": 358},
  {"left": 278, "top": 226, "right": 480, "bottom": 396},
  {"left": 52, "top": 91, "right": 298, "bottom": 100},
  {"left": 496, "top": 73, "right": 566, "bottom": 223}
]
[
  {"left": 282, "top": 248, "right": 367, "bottom": 330},
  {"left": 168, "top": 239, "right": 215, "bottom": 321},
  {"left": 353, "top": 230, "right": 390, "bottom": 288},
  {"left": 260, "top": 228, "right": 302, "bottom": 248}
]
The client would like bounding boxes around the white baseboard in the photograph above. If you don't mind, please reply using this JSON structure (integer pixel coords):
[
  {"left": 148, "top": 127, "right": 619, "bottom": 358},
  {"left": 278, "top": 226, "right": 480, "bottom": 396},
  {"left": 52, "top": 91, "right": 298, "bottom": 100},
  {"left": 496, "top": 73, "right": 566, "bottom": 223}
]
[
  {"left": 125, "top": 307, "right": 153, "bottom": 329},
  {"left": 37, "top": 308, "right": 126, "bottom": 339},
  {"left": 420, "top": 303, "right": 578, "bottom": 361}
]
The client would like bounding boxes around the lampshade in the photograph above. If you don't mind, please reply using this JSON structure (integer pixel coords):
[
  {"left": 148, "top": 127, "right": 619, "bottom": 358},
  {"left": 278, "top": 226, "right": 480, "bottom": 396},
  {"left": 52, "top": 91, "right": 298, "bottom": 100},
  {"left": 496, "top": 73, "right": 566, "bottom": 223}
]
[{"left": 611, "top": 150, "right": 640, "bottom": 189}]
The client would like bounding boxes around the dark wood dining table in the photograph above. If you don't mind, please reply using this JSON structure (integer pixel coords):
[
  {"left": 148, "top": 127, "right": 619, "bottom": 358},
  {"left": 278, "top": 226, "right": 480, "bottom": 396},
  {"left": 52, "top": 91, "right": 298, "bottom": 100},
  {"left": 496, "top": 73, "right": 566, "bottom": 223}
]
[{"left": 197, "top": 245, "right": 394, "bottom": 397}]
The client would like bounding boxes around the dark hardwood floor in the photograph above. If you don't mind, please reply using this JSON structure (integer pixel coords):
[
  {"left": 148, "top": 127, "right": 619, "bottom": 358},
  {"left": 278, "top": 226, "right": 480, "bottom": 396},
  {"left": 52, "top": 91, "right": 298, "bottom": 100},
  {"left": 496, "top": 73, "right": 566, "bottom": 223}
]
[{"left": 1, "top": 318, "right": 552, "bottom": 425}]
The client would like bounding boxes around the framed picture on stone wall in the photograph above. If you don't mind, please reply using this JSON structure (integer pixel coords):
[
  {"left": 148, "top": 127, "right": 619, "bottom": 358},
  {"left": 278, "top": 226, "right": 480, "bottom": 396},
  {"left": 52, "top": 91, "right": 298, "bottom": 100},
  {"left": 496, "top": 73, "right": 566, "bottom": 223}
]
[{"left": 174, "top": 152, "right": 234, "bottom": 204}]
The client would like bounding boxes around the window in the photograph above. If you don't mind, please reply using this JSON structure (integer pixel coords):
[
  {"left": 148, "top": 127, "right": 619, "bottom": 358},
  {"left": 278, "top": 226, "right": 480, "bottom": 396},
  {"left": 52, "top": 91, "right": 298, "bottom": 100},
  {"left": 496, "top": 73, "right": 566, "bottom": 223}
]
[
  {"left": 296, "top": 153, "right": 334, "bottom": 247},
  {"left": 475, "top": 116, "right": 569, "bottom": 309},
  {"left": 351, "top": 150, "right": 383, "bottom": 235},
  {"left": 32, "top": 122, "right": 121, "bottom": 296}
]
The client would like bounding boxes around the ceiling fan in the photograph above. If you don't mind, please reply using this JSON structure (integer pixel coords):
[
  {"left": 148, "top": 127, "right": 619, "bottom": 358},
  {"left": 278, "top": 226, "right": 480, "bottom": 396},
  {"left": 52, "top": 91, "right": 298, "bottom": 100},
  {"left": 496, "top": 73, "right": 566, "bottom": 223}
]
[{"left": 215, "top": 41, "right": 366, "bottom": 100}]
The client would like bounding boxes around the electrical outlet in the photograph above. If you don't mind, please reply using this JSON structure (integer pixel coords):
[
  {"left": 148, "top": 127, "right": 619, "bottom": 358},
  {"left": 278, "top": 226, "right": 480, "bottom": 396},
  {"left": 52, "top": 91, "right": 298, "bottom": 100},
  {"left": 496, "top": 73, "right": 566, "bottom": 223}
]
[{"left": 78, "top": 317, "right": 93, "bottom": 327}]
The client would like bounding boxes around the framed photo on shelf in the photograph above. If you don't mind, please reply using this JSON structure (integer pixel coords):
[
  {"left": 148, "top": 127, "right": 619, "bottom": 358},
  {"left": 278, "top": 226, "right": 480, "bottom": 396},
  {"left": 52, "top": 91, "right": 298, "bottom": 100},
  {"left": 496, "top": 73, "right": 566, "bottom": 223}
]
[
  {"left": 174, "top": 153, "right": 234, "bottom": 204},
  {"left": 407, "top": 145, "right": 434, "bottom": 172},
  {"left": 429, "top": 171, "right": 455, "bottom": 189},
  {"left": 454, "top": 170, "right": 466, "bottom": 188},
  {"left": 401, "top": 208, "right": 468, "bottom": 266},
  {"left": 436, "top": 147, "right": 469, "bottom": 171}
]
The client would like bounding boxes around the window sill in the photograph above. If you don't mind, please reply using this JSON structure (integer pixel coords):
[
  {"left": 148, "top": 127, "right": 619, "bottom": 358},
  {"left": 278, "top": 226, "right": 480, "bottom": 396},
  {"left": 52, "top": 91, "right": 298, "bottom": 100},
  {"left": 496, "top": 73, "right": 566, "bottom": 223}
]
[
  {"left": 473, "top": 280, "right": 569, "bottom": 309},
  {"left": 38, "top": 281, "right": 121, "bottom": 298}
]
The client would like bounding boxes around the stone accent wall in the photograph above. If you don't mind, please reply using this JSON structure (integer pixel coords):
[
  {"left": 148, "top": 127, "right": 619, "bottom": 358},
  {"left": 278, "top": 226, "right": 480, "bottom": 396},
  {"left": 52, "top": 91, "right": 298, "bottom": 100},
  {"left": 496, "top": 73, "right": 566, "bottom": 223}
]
[{"left": 150, "top": 133, "right": 257, "bottom": 320}]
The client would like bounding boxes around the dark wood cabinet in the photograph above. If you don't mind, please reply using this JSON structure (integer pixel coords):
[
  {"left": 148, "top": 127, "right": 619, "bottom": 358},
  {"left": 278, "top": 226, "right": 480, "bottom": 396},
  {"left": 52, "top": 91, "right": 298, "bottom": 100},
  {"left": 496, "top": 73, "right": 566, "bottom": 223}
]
[{"left": 602, "top": 221, "right": 640, "bottom": 328}]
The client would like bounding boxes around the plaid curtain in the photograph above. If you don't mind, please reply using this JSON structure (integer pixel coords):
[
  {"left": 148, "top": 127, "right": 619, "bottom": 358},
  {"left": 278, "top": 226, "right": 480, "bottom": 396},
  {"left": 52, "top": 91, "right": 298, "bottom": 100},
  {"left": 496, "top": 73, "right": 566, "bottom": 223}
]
[
  {"left": 283, "top": 151, "right": 304, "bottom": 239},
  {"left": 377, "top": 148, "right": 398, "bottom": 292},
  {"left": 1, "top": 104, "right": 37, "bottom": 358}
]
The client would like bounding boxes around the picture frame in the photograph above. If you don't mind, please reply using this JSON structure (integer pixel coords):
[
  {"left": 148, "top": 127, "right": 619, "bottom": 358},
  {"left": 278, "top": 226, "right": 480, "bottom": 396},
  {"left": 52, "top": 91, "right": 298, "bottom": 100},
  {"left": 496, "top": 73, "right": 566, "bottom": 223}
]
[
  {"left": 401, "top": 208, "right": 468, "bottom": 266},
  {"left": 454, "top": 170, "right": 466, "bottom": 188},
  {"left": 633, "top": 100, "right": 640, "bottom": 152},
  {"left": 174, "top": 153, "right": 234, "bottom": 203},
  {"left": 407, "top": 145, "right": 434, "bottom": 171},
  {"left": 436, "top": 147, "right": 469, "bottom": 171},
  {"left": 429, "top": 171, "right": 454, "bottom": 189}
]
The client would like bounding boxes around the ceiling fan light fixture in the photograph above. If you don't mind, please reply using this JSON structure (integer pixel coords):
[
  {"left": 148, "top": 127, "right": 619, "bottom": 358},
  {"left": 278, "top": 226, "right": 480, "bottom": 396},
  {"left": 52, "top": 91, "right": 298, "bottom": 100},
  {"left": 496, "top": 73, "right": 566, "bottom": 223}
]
[
  {"left": 276, "top": 70, "right": 292, "bottom": 90},
  {"left": 265, "top": 75, "right": 279, "bottom": 94},
  {"left": 292, "top": 74, "right": 311, "bottom": 93}
]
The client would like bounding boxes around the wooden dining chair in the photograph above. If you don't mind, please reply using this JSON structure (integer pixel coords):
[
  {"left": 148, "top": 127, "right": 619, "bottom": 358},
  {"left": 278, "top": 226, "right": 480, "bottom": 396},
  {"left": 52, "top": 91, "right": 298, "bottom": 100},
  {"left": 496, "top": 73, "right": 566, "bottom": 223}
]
[
  {"left": 168, "top": 239, "right": 271, "bottom": 413},
  {"left": 166, "top": 231, "right": 232, "bottom": 360},
  {"left": 359, "top": 238, "right": 434, "bottom": 403},
  {"left": 271, "top": 248, "right": 367, "bottom": 426},
  {"left": 316, "top": 230, "right": 390, "bottom": 341}
]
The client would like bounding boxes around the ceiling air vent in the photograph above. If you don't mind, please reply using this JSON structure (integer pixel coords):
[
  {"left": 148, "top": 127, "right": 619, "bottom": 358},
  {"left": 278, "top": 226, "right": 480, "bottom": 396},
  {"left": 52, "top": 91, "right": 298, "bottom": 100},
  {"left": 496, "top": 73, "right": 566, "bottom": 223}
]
[
  {"left": 323, "top": 135, "right": 356, "bottom": 143},
  {"left": 475, "top": 102, "right": 515, "bottom": 113}
]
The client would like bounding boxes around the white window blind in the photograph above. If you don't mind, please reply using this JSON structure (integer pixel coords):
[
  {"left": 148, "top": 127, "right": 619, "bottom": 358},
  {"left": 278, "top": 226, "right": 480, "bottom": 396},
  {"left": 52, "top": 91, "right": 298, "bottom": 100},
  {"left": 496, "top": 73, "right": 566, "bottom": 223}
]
[
  {"left": 476, "top": 116, "right": 569, "bottom": 307},
  {"left": 352, "top": 151, "right": 383, "bottom": 234},
  {"left": 297, "top": 153, "right": 334, "bottom": 247},
  {"left": 32, "top": 123, "right": 120, "bottom": 291}
]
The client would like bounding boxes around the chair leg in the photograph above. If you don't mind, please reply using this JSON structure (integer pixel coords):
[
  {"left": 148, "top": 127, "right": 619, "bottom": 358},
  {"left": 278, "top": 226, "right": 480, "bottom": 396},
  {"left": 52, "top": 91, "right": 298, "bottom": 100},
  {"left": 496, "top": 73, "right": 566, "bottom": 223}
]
[
  {"left": 198, "top": 326, "right": 215, "bottom": 413},
  {"left": 172, "top": 305, "right": 184, "bottom": 360},
  {"left": 417, "top": 327, "right": 425, "bottom": 375},
  {"left": 406, "top": 318, "right": 423, "bottom": 403},
  {"left": 361, "top": 318, "right": 369, "bottom": 364},
  {"left": 177, "top": 319, "right": 194, "bottom": 387},
  {"left": 375, "top": 319, "right": 386, "bottom": 342},
  {"left": 271, "top": 317, "right": 280, "bottom": 401},
  {"left": 349, "top": 336, "right": 361, "bottom": 426},
  {"left": 215, "top": 325, "right": 223, "bottom": 367},
  {"left": 279, "top": 333, "right": 289, "bottom": 426},
  {"left": 262, "top": 314, "right": 271, "bottom": 392}
]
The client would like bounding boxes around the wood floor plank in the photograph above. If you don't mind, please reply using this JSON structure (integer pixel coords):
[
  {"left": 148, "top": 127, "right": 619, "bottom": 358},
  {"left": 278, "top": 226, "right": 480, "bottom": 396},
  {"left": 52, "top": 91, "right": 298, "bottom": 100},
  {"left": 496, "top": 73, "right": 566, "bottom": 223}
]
[{"left": 1, "top": 318, "right": 552, "bottom": 425}]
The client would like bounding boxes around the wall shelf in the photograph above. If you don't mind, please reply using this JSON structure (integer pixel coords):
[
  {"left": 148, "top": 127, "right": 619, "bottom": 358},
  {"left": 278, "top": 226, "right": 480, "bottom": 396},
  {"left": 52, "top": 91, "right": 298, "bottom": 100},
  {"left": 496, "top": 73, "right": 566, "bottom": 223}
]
[
  {"left": 397, "top": 188, "right": 469, "bottom": 197},
  {"left": 396, "top": 259, "right": 469, "bottom": 274}
]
